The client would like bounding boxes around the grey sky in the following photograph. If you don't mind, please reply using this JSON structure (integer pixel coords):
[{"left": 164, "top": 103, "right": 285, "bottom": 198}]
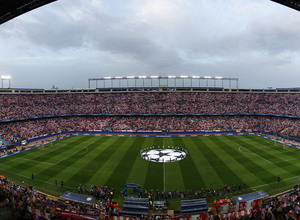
[{"left": 0, "top": 0, "right": 299, "bottom": 89}]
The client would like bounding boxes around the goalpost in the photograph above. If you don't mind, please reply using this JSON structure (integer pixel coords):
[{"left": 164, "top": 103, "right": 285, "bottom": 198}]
[{"left": 38, "top": 141, "right": 53, "bottom": 150}]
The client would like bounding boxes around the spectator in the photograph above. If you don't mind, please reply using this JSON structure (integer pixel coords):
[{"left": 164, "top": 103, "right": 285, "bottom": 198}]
[{"left": 0, "top": 191, "right": 14, "bottom": 220}]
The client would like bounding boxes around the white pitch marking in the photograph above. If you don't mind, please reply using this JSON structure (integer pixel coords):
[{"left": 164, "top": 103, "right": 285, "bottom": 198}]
[
  {"left": 163, "top": 160, "right": 166, "bottom": 192},
  {"left": 238, "top": 146, "right": 256, "bottom": 155},
  {"left": 15, "top": 157, "right": 56, "bottom": 166},
  {"left": 250, "top": 175, "right": 300, "bottom": 190},
  {"left": 0, "top": 167, "right": 76, "bottom": 190},
  {"left": 55, "top": 147, "right": 88, "bottom": 165},
  {"left": 239, "top": 146, "right": 273, "bottom": 165}
]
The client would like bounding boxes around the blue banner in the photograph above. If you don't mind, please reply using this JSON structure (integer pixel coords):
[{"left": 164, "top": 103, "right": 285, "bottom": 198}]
[
  {"left": 0, "top": 113, "right": 299, "bottom": 123},
  {"left": 60, "top": 191, "right": 95, "bottom": 205}
]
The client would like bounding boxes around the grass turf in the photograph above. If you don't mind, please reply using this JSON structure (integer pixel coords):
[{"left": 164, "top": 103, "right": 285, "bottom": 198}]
[{"left": 0, "top": 134, "right": 299, "bottom": 208}]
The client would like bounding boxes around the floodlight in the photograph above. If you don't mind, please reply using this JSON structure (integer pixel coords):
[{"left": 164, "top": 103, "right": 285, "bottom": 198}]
[
  {"left": 150, "top": 76, "right": 159, "bottom": 78},
  {"left": 192, "top": 76, "right": 200, "bottom": 78},
  {"left": 204, "top": 76, "right": 211, "bottom": 79},
  {"left": 1, "top": 75, "right": 11, "bottom": 80},
  {"left": 215, "top": 76, "right": 223, "bottom": 79},
  {"left": 127, "top": 76, "right": 135, "bottom": 79},
  {"left": 115, "top": 76, "right": 123, "bottom": 79},
  {"left": 180, "top": 75, "right": 188, "bottom": 78},
  {"left": 139, "top": 76, "right": 147, "bottom": 79},
  {"left": 168, "top": 76, "right": 176, "bottom": 78},
  {"left": 104, "top": 77, "right": 112, "bottom": 79}
]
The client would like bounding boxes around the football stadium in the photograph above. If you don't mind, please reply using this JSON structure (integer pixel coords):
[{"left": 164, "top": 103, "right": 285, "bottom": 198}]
[{"left": 0, "top": 1, "right": 300, "bottom": 220}]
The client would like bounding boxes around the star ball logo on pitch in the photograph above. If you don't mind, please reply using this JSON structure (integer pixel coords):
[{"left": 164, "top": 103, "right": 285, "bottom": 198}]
[{"left": 140, "top": 146, "right": 188, "bottom": 163}]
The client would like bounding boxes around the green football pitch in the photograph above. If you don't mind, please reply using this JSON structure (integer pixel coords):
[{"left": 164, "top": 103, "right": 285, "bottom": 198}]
[{"left": 0, "top": 135, "right": 300, "bottom": 203}]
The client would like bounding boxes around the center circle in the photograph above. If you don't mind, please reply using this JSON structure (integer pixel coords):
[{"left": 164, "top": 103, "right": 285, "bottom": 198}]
[{"left": 140, "top": 147, "right": 188, "bottom": 163}]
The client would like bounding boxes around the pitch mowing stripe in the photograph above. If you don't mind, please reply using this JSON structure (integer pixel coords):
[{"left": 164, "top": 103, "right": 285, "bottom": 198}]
[
  {"left": 186, "top": 137, "right": 224, "bottom": 188},
  {"left": 210, "top": 136, "right": 270, "bottom": 186},
  {"left": 244, "top": 135, "right": 300, "bottom": 160},
  {"left": 33, "top": 136, "right": 95, "bottom": 164},
  {"left": 243, "top": 135, "right": 300, "bottom": 159},
  {"left": 237, "top": 136, "right": 300, "bottom": 176},
  {"left": 52, "top": 136, "right": 117, "bottom": 185},
  {"left": 86, "top": 137, "right": 135, "bottom": 187},
  {"left": 161, "top": 138, "right": 185, "bottom": 191},
  {"left": 34, "top": 136, "right": 96, "bottom": 164},
  {"left": 204, "top": 137, "right": 254, "bottom": 185},
  {"left": 205, "top": 137, "right": 257, "bottom": 184},
  {"left": 164, "top": 160, "right": 185, "bottom": 191},
  {"left": 230, "top": 136, "right": 300, "bottom": 179},
  {"left": 0, "top": 167, "right": 76, "bottom": 197},
  {"left": 125, "top": 138, "right": 155, "bottom": 190},
  {"left": 0, "top": 136, "right": 95, "bottom": 187},
  {"left": 33, "top": 137, "right": 95, "bottom": 165},
  {"left": 223, "top": 136, "right": 279, "bottom": 182},
  {"left": 246, "top": 135, "right": 300, "bottom": 156},
  {"left": 64, "top": 137, "right": 127, "bottom": 187},
  {"left": 247, "top": 134, "right": 300, "bottom": 153},
  {"left": 0, "top": 159, "right": 53, "bottom": 181},
  {"left": 87, "top": 137, "right": 137, "bottom": 187},
  {"left": 246, "top": 137, "right": 300, "bottom": 175},
  {"left": 105, "top": 138, "right": 146, "bottom": 192},
  {"left": 251, "top": 175, "right": 300, "bottom": 195},
  {"left": 172, "top": 137, "right": 205, "bottom": 190},
  {"left": 22, "top": 136, "right": 91, "bottom": 162},
  {"left": 36, "top": 136, "right": 107, "bottom": 182},
  {"left": 232, "top": 137, "right": 298, "bottom": 181},
  {"left": 144, "top": 138, "right": 164, "bottom": 191},
  {"left": 5, "top": 136, "right": 91, "bottom": 172},
  {"left": 2, "top": 136, "right": 84, "bottom": 167},
  {"left": 233, "top": 136, "right": 279, "bottom": 166},
  {"left": 192, "top": 137, "right": 244, "bottom": 186}
]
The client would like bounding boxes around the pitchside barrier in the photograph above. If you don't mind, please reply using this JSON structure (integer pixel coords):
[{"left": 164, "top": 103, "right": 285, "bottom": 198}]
[
  {"left": 60, "top": 191, "right": 96, "bottom": 205},
  {"left": 180, "top": 199, "right": 208, "bottom": 215},
  {"left": 122, "top": 197, "right": 150, "bottom": 216}
]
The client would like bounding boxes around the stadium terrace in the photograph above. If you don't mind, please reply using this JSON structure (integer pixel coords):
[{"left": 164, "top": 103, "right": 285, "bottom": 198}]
[
  {"left": 0, "top": 89, "right": 299, "bottom": 220},
  {"left": 0, "top": 0, "right": 300, "bottom": 219}
]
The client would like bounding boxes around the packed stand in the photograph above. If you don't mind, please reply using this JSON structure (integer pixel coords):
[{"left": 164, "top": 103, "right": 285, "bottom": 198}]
[
  {"left": 1, "top": 176, "right": 300, "bottom": 220},
  {"left": 0, "top": 116, "right": 298, "bottom": 144},
  {"left": 0, "top": 177, "right": 117, "bottom": 220},
  {"left": 210, "top": 186, "right": 300, "bottom": 220},
  {"left": 0, "top": 92, "right": 299, "bottom": 120},
  {"left": 140, "top": 184, "right": 248, "bottom": 201}
]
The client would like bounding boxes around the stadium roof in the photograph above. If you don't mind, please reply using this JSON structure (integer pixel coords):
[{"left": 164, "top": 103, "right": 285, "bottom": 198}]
[
  {"left": 0, "top": 0, "right": 57, "bottom": 25},
  {"left": 271, "top": 0, "right": 300, "bottom": 11}
]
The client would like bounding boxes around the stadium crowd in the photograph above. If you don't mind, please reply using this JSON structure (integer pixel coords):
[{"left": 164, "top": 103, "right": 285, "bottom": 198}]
[
  {"left": 0, "top": 92, "right": 299, "bottom": 219},
  {"left": 0, "top": 176, "right": 116, "bottom": 220},
  {"left": 140, "top": 184, "right": 248, "bottom": 201},
  {"left": 0, "top": 92, "right": 299, "bottom": 120},
  {"left": 1, "top": 175, "right": 300, "bottom": 220},
  {"left": 0, "top": 116, "right": 298, "bottom": 144}
]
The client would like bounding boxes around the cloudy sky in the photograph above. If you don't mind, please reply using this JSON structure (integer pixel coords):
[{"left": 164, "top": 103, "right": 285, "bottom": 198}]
[{"left": 0, "top": 0, "right": 300, "bottom": 89}]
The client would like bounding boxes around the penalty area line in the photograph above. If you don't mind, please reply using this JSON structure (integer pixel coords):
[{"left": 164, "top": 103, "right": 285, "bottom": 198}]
[
  {"left": 55, "top": 146, "right": 88, "bottom": 165},
  {"left": 12, "top": 157, "right": 56, "bottom": 166},
  {"left": 238, "top": 146, "right": 256, "bottom": 155},
  {"left": 0, "top": 167, "right": 76, "bottom": 190},
  {"left": 250, "top": 175, "right": 300, "bottom": 190},
  {"left": 239, "top": 145, "right": 273, "bottom": 165}
]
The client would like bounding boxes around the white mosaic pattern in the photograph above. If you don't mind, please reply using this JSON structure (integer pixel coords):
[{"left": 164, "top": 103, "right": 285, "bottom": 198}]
[{"left": 140, "top": 147, "right": 187, "bottom": 163}]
